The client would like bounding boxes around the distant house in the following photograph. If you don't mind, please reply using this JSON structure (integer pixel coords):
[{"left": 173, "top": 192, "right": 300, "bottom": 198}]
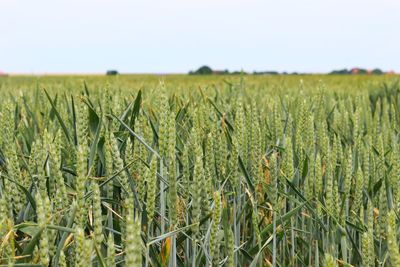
[{"left": 350, "top": 68, "right": 368, "bottom": 75}]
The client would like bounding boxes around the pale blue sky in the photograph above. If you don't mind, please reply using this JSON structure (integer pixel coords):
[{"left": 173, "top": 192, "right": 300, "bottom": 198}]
[{"left": 1, "top": 0, "right": 399, "bottom": 74}]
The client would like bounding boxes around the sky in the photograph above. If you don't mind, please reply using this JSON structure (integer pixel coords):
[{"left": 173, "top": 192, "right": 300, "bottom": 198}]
[{"left": 1, "top": 0, "right": 400, "bottom": 74}]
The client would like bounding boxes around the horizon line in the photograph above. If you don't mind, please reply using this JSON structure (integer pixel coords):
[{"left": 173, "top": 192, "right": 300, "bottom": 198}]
[{"left": 2, "top": 69, "right": 397, "bottom": 76}]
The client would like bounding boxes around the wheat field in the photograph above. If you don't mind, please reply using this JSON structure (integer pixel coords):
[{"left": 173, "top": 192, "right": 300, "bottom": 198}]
[{"left": 0, "top": 75, "right": 399, "bottom": 266}]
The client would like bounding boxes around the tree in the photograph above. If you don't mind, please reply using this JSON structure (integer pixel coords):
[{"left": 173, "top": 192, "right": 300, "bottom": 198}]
[
  {"left": 372, "top": 68, "right": 383, "bottom": 75},
  {"left": 189, "top": 66, "right": 213, "bottom": 75},
  {"left": 106, "top": 70, "right": 119, "bottom": 75}
]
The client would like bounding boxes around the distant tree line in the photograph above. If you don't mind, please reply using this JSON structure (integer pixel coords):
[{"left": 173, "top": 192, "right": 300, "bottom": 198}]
[
  {"left": 188, "top": 66, "right": 283, "bottom": 75},
  {"left": 189, "top": 66, "right": 393, "bottom": 75},
  {"left": 188, "top": 66, "right": 245, "bottom": 75},
  {"left": 329, "top": 68, "right": 385, "bottom": 75}
]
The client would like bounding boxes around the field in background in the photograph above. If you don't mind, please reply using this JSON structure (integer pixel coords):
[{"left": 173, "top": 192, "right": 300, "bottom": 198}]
[
  {"left": 0, "top": 74, "right": 397, "bottom": 90},
  {"left": 1, "top": 74, "right": 400, "bottom": 266}
]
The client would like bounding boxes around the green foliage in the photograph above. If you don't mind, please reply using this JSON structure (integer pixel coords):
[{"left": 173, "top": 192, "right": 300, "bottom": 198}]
[{"left": 189, "top": 65, "right": 213, "bottom": 75}]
